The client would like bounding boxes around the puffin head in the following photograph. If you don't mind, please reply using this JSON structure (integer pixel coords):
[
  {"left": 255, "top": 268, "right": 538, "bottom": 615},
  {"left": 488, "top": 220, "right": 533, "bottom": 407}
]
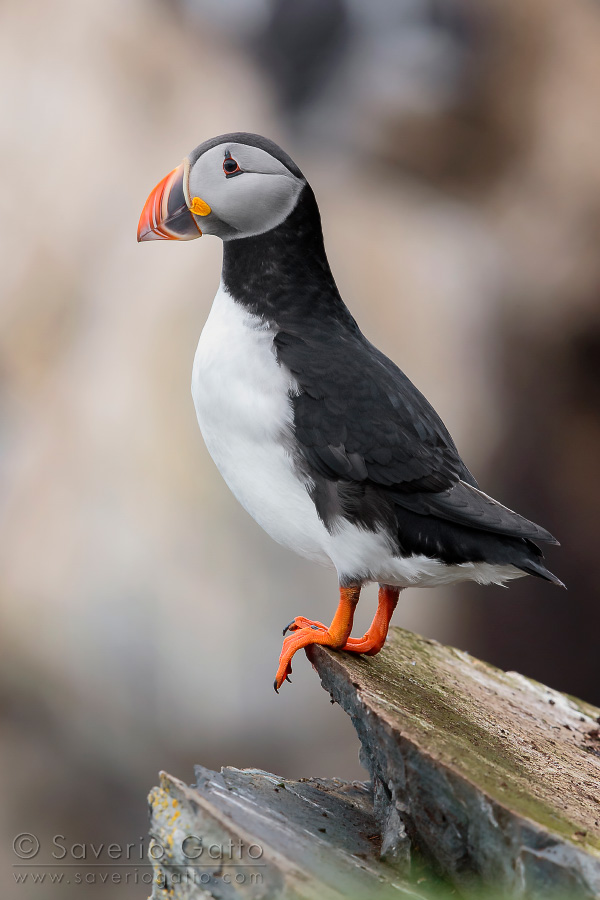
[{"left": 137, "top": 133, "right": 306, "bottom": 243}]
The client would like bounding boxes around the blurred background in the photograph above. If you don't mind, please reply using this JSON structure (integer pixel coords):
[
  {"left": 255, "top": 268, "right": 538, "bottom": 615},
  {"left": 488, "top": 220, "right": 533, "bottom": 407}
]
[{"left": 1, "top": 0, "right": 599, "bottom": 896}]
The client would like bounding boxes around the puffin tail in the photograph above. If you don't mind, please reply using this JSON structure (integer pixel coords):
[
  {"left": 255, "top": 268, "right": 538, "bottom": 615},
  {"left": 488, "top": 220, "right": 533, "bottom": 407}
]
[{"left": 517, "top": 557, "right": 566, "bottom": 588}]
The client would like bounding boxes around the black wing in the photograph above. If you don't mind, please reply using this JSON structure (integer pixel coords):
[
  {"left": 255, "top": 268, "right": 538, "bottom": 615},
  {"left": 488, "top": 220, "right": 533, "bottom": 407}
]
[{"left": 274, "top": 327, "right": 557, "bottom": 545}]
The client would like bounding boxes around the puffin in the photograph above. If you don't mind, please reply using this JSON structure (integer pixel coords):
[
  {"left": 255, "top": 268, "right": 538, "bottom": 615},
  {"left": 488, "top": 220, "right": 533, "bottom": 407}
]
[{"left": 138, "top": 133, "right": 562, "bottom": 692}]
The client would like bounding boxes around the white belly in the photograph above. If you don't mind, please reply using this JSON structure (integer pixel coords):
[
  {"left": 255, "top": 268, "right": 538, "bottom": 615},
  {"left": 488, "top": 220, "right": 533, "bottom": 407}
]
[
  {"left": 192, "top": 286, "right": 525, "bottom": 590},
  {"left": 192, "top": 285, "right": 332, "bottom": 566}
]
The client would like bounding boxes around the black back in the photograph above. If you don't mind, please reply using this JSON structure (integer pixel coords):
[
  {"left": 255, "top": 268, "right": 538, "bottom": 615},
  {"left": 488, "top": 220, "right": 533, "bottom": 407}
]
[{"left": 221, "top": 181, "right": 559, "bottom": 581}]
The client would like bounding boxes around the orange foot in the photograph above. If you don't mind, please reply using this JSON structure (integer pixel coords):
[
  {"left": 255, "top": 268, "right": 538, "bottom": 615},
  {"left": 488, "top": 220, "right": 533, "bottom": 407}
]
[
  {"left": 274, "top": 584, "right": 403, "bottom": 691},
  {"left": 274, "top": 585, "right": 360, "bottom": 691},
  {"left": 283, "top": 585, "right": 401, "bottom": 657},
  {"left": 282, "top": 615, "right": 327, "bottom": 635}
]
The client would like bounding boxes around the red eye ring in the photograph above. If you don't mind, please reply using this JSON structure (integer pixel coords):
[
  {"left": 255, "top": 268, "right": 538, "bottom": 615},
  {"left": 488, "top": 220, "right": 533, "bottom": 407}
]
[{"left": 223, "top": 157, "right": 241, "bottom": 176}]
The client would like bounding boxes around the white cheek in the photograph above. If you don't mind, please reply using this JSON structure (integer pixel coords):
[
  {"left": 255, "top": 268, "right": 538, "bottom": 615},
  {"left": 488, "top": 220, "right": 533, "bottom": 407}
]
[
  {"left": 189, "top": 169, "right": 303, "bottom": 238},
  {"left": 219, "top": 174, "right": 303, "bottom": 234}
]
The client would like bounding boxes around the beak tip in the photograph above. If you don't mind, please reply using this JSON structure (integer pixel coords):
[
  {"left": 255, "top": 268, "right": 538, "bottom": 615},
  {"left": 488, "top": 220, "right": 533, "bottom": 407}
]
[
  {"left": 136, "top": 221, "right": 172, "bottom": 242},
  {"left": 137, "top": 162, "right": 202, "bottom": 243}
]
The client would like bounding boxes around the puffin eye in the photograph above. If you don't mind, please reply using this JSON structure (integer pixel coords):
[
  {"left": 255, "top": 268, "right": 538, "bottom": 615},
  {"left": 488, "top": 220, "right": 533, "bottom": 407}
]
[{"left": 223, "top": 157, "right": 241, "bottom": 176}]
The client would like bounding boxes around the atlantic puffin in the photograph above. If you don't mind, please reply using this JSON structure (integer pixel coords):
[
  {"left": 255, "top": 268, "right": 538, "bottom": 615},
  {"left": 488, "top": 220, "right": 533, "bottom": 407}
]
[{"left": 138, "top": 133, "right": 562, "bottom": 692}]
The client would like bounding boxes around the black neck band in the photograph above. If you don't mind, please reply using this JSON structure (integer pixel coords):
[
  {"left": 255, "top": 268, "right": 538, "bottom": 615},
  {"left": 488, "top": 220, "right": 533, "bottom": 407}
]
[{"left": 221, "top": 185, "right": 355, "bottom": 331}]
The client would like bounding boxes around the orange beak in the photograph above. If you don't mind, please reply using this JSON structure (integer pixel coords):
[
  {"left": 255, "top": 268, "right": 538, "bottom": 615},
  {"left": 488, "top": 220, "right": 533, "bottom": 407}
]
[{"left": 137, "top": 161, "right": 203, "bottom": 242}]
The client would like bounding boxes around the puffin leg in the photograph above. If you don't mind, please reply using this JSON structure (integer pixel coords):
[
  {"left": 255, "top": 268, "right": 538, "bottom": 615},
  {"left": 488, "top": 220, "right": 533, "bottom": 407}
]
[
  {"left": 342, "top": 585, "right": 401, "bottom": 656},
  {"left": 274, "top": 584, "right": 361, "bottom": 691}
]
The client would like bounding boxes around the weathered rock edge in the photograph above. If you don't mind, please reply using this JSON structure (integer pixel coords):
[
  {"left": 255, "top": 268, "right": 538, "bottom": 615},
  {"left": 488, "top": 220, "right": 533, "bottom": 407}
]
[
  {"left": 307, "top": 627, "right": 600, "bottom": 898},
  {"left": 147, "top": 766, "right": 428, "bottom": 899}
]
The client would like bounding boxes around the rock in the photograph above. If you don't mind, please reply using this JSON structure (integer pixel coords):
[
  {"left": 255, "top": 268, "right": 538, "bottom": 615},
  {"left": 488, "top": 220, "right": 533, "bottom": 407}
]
[
  {"left": 148, "top": 627, "right": 600, "bottom": 898},
  {"left": 307, "top": 627, "right": 600, "bottom": 897},
  {"left": 147, "top": 766, "right": 427, "bottom": 899}
]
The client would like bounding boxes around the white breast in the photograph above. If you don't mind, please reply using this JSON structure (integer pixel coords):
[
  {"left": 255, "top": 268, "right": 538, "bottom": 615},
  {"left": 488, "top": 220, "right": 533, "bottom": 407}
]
[{"left": 192, "top": 285, "right": 332, "bottom": 566}]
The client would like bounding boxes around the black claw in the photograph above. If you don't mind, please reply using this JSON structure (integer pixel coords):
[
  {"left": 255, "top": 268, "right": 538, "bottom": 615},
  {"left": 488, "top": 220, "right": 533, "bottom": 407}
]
[
  {"left": 285, "top": 675, "right": 292, "bottom": 683},
  {"left": 273, "top": 680, "right": 279, "bottom": 694},
  {"left": 282, "top": 619, "right": 295, "bottom": 636}
]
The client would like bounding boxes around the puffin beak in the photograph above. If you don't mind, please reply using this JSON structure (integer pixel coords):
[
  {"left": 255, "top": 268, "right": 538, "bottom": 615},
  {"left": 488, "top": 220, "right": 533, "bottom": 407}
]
[{"left": 137, "top": 160, "right": 207, "bottom": 242}]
